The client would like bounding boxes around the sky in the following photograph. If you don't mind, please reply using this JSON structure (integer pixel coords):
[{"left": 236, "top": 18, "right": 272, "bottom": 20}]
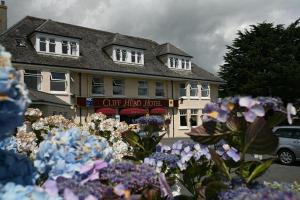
[{"left": 5, "top": 0, "right": 300, "bottom": 74}]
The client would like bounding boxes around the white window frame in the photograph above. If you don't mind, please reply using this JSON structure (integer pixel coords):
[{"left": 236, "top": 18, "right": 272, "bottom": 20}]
[
  {"left": 138, "top": 80, "right": 148, "bottom": 97},
  {"left": 179, "top": 82, "right": 187, "bottom": 98},
  {"left": 201, "top": 83, "right": 210, "bottom": 99},
  {"left": 190, "top": 109, "right": 198, "bottom": 127},
  {"left": 179, "top": 109, "right": 188, "bottom": 129},
  {"left": 91, "top": 77, "right": 105, "bottom": 96},
  {"left": 50, "top": 72, "right": 67, "bottom": 92},
  {"left": 49, "top": 38, "right": 56, "bottom": 53},
  {"left": 62, "top": 41, "right": 69, "bottom": 54},
  {"left": 190, "top": 82, "right": 199, "bottom": 98},
  {"left": 39, "top": 37, "right": 46, "bottom": 52},
  {"left": 113, "top": 79, "right": 125, "bottom": 96},
  {"left": 70, "top": 41, "right": 77, "bottom": 56},
  {"left": 24, "top": 70, "right": 42, "bottom": 91},
  {"left": 155, "top": 81, "right": 164, "bottom": 98}
]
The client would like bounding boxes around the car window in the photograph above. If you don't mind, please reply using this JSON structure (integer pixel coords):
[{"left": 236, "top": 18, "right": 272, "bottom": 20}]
[
  {"left": 292, "top": 129, "right": 300, "bottom": 139},
  {"left": 274, "top": 129, "right": 294, "bottom": 138}
]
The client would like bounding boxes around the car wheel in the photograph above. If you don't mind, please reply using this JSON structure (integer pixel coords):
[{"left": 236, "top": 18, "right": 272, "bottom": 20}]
[{"left": 278, "top": 149, "right": 295, "bottom": 165}]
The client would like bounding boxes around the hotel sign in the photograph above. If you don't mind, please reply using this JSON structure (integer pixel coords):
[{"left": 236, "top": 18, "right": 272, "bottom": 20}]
[{"left": 77, "top": 97, "right": 178, "bottom": 108}]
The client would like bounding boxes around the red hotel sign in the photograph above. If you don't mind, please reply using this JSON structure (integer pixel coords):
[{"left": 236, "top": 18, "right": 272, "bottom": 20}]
[{"left": 77, "top": 97, "right": 178, "bottom": 108}]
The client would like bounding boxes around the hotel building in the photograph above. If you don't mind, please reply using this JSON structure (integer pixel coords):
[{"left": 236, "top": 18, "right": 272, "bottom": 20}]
[{"left": 0, "top": 12, "right": 223, "bottom": 137}]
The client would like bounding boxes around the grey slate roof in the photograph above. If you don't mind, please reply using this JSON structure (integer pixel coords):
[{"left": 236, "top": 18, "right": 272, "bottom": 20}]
[
  {"left": 29, "top": 89, "right": 70, "bottom": 106},
  {"left": 156, "top": 43, "right": 193, "bottom": 58},
  {"left": 0, "top": 16, "right": 223, "bottom": 83}
]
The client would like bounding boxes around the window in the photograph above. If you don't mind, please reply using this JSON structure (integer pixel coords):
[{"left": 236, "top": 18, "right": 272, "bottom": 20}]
[
  {"left": 70, "top": 42, "right": 77, "bottom": 56},
  {"left": 92, "top": 78, "right": 104, "bottom": 95},
  {"left": 137, "top": 52, "right": 142, "bottom": 63},
  {"left": 179, "top": 83, "right": 186, "bottom": 97},
  {"left": 16, "top": 39, "right": 26, "bottom": 47},
  {"left": 113, "top": 79, "right": 125, "bottom": 96},
  {"left": 24, "top": 70, "right": 42, "bottom": 90},
  {"left": 174, "top": 58, "right": 178, "bottom": 68},
  {"left": 138, "top": 80, "right": 148, "bottom": 96},
  {"left": 116, "top": 49, "right": 121, "bottom": 61},
  {"left": 190, "top": 82, "right": 198, "bottom": 97},
  {"left": 131, "top": 51, "right": 136, "bottom": 63},
  {"left": 201, "top": 84, "right": 210, "bottom": 98},
  {"left": 39, "top": 37, "right": 46, "bottom": 52},
  {"left": 122, "top": 50, "right": 127, "bottom": 61},
  {"left": 155, "top": 82, "right": 164, "bottom": 97},
  {"left": 186, "top": 60, "right": 190, "bottom": 70},
  {"left": 62, "top": 41, "right": 68, "bottom": 54},
  {"left": 179, "top": 109, "right": 187, "bottom": 127},
  {"left": 181, "top": 59, "right": 185, "bottom": 69},
  {"left": 190, "top": 109, "right": 198, "bottom": 126},
  {"left": 49, "top": 38, "right": 55, "bottom": 53},
  {"left": 170, "top": 57, "right": 174, "bottom": 68},
  {"left": 50, "top": 72, "right": 66, "bottom": 91}
]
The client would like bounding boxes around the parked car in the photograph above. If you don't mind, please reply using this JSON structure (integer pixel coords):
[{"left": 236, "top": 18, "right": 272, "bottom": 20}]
[{"left": 273, "top": 126, "right": 300, "bottom": 165}]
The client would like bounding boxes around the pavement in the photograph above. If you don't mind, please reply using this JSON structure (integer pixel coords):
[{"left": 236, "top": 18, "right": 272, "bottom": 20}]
[{"left": 161, "top": 137, "right": 300, "bottom": 183}]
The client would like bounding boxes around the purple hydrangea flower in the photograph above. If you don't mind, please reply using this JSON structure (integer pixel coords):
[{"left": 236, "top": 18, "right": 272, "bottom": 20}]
[{"left": 135, "top": 115, "right": 165, "bottom": 126}]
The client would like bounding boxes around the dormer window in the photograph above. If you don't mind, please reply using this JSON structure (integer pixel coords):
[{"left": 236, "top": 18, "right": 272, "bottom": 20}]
[
  {"left": 39, "top": 37, "right": 46, "bottom": 52},
  {"left": 122, "top": 50, "right": 127, "bottom": 61},
  {"left": 62, "top": 41, "right": 68, "bottom": 54},
  {"left": 181, "top": 59, "right": 185, "bottom": 69},
  {"left": 168, "top": 56, "right": 191, "bottom": 70},
  {"left": 137, "top": 52, "right": 142, "bottom": 64},
  {"left": 116, "top": 49, "right": 121, "bottom": 61},
  {"left": 174, "top": 58, "right": 179, "bottom": 68},
  {"left": 131, "top": 51, "right": 136, "bottom": 62},
  {"left": 70, "top": 42, "right": 77, "bottom": 56},
  {"left": 170, "top": 57, "right": 174, "bottom": 68},
  {"left": 186, "top": 60, "right": 190, "bottom": 70},
  {"left": 49, "top": 38, "right": 56, "bottom": 53}
]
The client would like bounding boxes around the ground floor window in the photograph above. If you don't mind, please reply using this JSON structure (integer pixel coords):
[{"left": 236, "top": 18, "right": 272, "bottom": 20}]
[{"left": 179, "top": 109, "right": 187, "bottom": 127}]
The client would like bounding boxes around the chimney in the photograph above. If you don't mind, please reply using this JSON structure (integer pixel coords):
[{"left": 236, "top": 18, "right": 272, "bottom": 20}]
[{"left": 0, "top": 1, "right": 7, "bottom": 33}]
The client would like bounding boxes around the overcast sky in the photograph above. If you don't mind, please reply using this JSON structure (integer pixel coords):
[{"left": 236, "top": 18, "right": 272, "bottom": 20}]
[{"left": 6, "top": 0, "right": 300, "bottom": 74}]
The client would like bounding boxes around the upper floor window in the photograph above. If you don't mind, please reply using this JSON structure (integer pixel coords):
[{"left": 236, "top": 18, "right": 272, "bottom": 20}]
[
  {"left": 190, "top": 82, "right": 198, "bottom": 97},
  {"left": 131, "top": 51, "right": 136, "bottom": 63},
  {"left": 24, "top": 70, "right": 42, "bottom": 91},
  {"left": 174, "top": 58, "right": 179, "bottom": 68},
  {"left": 39, "top": 37, "right": 46, "bottom": 52},
  {"left": 92, "top": 77, "right": 104, "bottom": 96},
  {"left": 113, "top": 79, "right": 125, "bottom": 96},
  {"left": 70, "top": 42, "right": 77, "bottom": 56},
  {"left": 170, "top": 57, "right": 174, "bottom": 68},
  {"left": 137, "top": 52, "right": 142, "bottom": 64},
  {"left": 190, "top": 109, "right": 198, "bottom": 126},
  {"left": 201, "top": 83, "right": 210, "bottom": 98},
  {"left": 181, "top": 59, "right": 185, "bottom": 69},
  {"left": 179, "top": 83, "right": 186, "bottom": 97},
  {"left": 116, "top": 49, "right": 121, "bottom": 61},
  {"left": 186, "top": 60, "right": 190, "bottom": 70},
  {"left": 155, "top": 82, "right": 164, "bottom": 97},
  {"left": 138, "top": 80, "right": 148, "bottom": 96},
  {"left": 122, "top": 50, "right": 127, "bottom": 61},
  {"left": 62, "top": 41, "right": 68, "bottom": 54},
  {"left": 49, "top": 38, "right": 56, "bottom": 53},
  {"left": 50, "top": 72, "right": 66, "bottom": 92}
]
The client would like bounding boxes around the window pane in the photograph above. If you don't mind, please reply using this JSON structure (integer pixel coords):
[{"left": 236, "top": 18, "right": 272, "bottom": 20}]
[
  {"left": 190, "top": 115, "right": 197, "bottom": 126},
  {"left": 51, "top": 72, "right": 65, "bottom": 80},
  {"left": 131, "top": 51, "right": 136, "bottom": 63},
  {"left": 179, "top": 83, "right": 186, "bottom": 97},
  {"left": 179, "top": 110, "right": 187, "bottom": 127},
  {"left": 116, "top": 49, "right": 121, "bottom": 61},
  {"left": 186, "top": 60, "right": 190, "bottom": 69},
  {"left": 62, "top": 41, "right": 68, "bottom": 54},
  {"left": 39, "top": 37, "right": 46, "bottom": 52},
  {"left": 137, "top": 52, "right": 142, "bottom": 63},
  {"left": 175, "top": 58, "right": 178, "bottom": 68},
  {"left": 50, "top": 81, "right": 65, "bottom": 91},
  {"left": 190, "top": 82, "right": 198, "bottom": 97},
  {"left": 24, "top": 70, "right": 41, "bottom": 90},
  {"left": 70, "top": 42, "right": 77, "bottom": 55},
  {"left": 138, "top": 81, "right": 148, "bottom": 96},
  {"left": 201, "top": 84, "right": 210, "bottom": 97},
  {"left": 92, "top": 78, "right": 104, "bottom": 95},
  {"left": 113, "top": 80, "right": 124, "bottom": 95},
  {"left": 122, "top": 50, "right": 127, "bottom": 61},
  {"left": 181, "top": 59, "right": 185, "bottom": 69},
  {"left": 170, "top": 57, "right": 174, "bottom": 67},
  {"left": 155, "top": 82, "right": 164, "bottom": 97}
]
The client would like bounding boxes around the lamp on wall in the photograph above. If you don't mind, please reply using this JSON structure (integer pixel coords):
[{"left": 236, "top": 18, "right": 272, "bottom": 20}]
[{"left": 180, "top": 97, "right": 184, "bottom": 104}]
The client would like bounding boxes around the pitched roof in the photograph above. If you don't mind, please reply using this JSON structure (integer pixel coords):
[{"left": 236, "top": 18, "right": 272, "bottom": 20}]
[
  {"left": 0, "top": 16, "right": 223, "bottom": 83},
  {"left": 156, "top": 43, "right": 193, "bottom": 58},
  {"left": 29, "top": 89, "right": 70, "bottom": 106}
]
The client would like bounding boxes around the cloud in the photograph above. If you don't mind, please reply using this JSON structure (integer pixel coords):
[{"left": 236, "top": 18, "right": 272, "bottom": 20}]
[{"left": 6, "top": 0, "right": 300, "bottom": 74}]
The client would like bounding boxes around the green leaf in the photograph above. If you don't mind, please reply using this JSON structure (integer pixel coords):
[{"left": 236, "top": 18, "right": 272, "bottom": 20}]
[
  {"left": 266, "top": 111, "right": 286, "bottom": 128},
  {"left": 246, "top": 159, "right": 273, "bottom": 183},
  {"left": 209, "top": 149, "right": 231, "bottom": 180}
]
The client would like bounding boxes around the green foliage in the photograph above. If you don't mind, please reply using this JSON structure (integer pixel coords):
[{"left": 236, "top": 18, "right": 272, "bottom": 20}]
[{"left": 219, "top": 19, "right": 300, "bottom": 103}]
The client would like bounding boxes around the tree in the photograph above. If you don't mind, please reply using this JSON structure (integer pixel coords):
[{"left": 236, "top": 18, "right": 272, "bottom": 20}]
[{"left": 219, "top": 19, "right": 300, "bottom": 103}]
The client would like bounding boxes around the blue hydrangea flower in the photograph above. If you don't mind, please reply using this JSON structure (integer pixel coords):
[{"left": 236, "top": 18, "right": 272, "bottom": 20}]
[
  {"left": 0, "top": 150, "right": 36, "bottom": 186},
  {"left": 0, "top": 182, "right": 61, "bottom": 200},
  {"left": 0, "top": 136, "right": 17, "bottom": 152},
  {"left": 0, "top": 46, "right": 30, "bottom": 140},
  {"left": 135, "top": 115, "right": 165, "bottom": 126},
  {"left": 34, "top": 128, "right": 113, "bottom": 180}
]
